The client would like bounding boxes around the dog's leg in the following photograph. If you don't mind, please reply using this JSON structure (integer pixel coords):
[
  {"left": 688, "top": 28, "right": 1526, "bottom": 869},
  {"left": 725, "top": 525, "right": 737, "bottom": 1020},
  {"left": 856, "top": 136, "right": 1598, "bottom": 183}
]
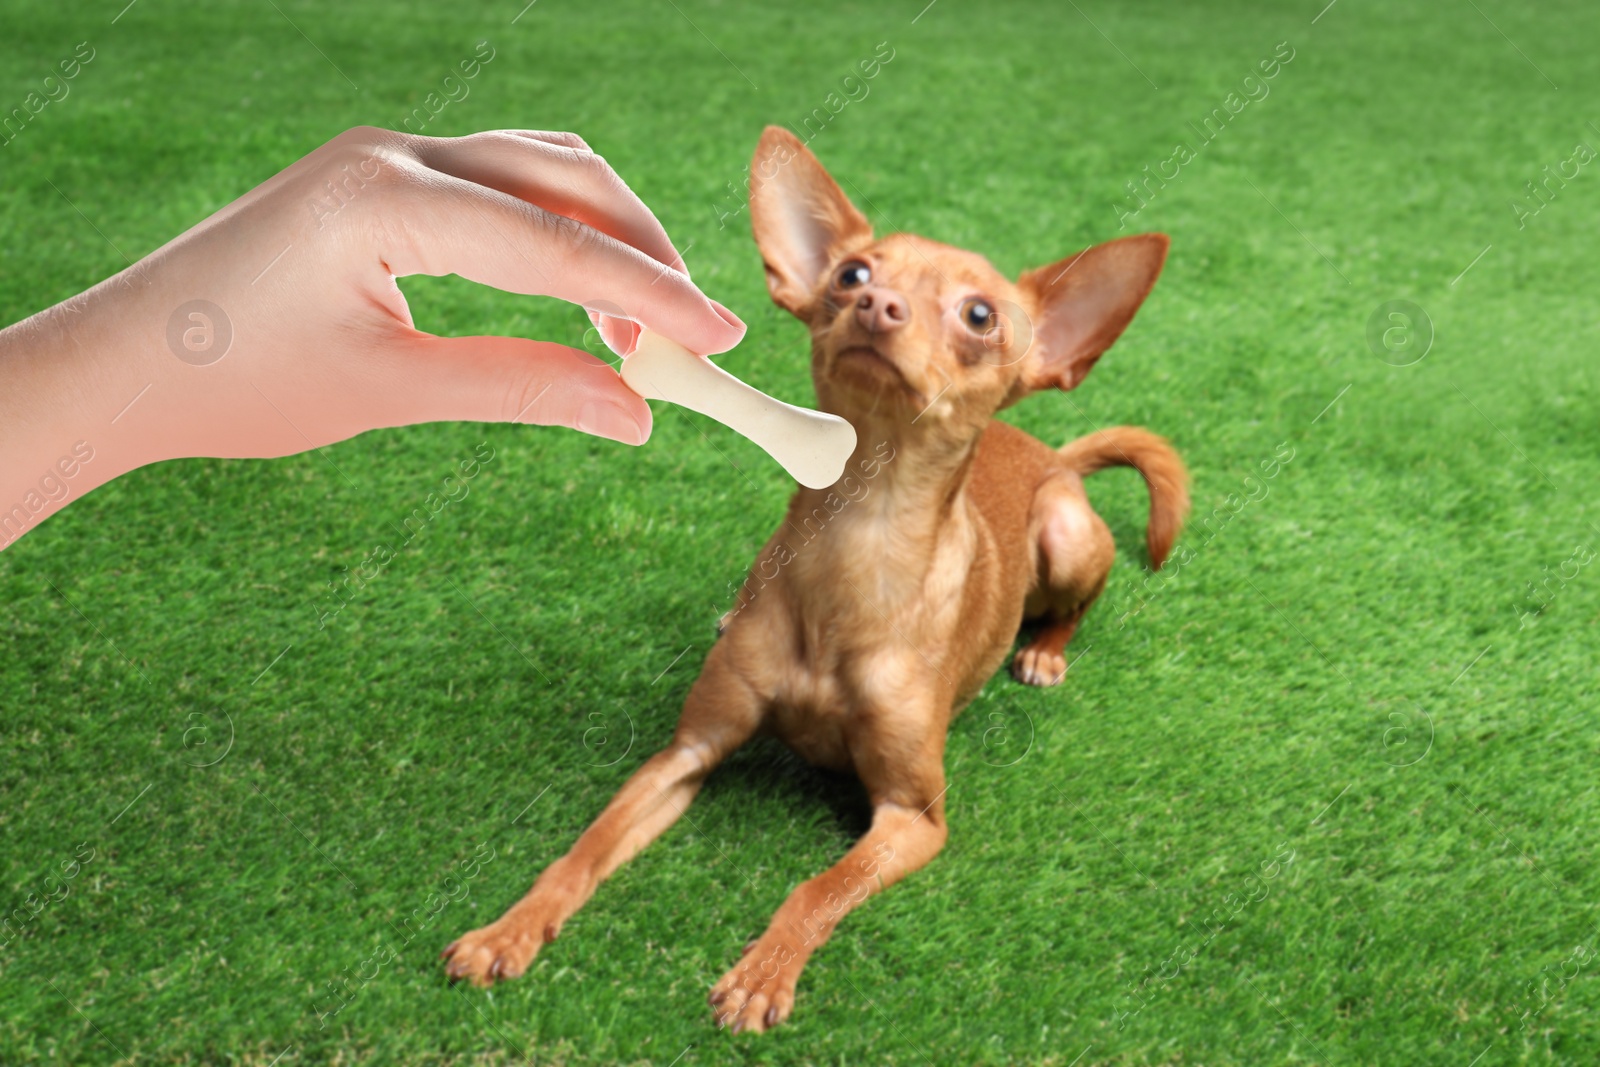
[
  {"left": 443, "top": 644, "right": 763, "bottom": 986},
  {"left": 708, "top": 730, "right": 948, "bottom": 1033},
  {"left": 1012, "top": 474, "right": 1114, "bottom": 687}
]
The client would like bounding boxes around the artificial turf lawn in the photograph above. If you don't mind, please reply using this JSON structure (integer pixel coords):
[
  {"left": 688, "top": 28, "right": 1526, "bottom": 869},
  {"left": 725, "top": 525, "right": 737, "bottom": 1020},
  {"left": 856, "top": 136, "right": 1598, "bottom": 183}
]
[{"left": 2, "top": 0, "right": 1598, "bottom": 1063}]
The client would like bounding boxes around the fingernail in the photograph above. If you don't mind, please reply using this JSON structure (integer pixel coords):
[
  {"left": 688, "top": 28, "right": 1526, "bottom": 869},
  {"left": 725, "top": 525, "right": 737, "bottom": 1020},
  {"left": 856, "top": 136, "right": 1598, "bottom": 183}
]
[
  {"left": 577, "top": 399, "right": 648, "bottom": 445},
  {"left": 710, "top": 299, "right": 746, "bottom": 334}
]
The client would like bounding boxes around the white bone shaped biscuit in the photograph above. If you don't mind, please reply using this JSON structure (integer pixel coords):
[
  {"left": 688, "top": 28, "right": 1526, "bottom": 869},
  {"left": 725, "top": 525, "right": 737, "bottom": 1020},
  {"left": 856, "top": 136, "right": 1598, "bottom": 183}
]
[{"left": 620, "top": 330, "right": 857, "bottom": 490}]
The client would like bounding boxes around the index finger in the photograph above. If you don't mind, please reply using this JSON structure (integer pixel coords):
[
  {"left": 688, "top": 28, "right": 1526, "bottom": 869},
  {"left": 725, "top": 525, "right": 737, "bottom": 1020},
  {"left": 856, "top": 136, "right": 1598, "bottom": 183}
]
[
  {"left": 411, "top": 131, "right": 701, "bottom": 356},
  {"left": 412, "top": 131, "right": 692, "bottom": 281},
  {"left": 377, "top": 165, "right": 745, "bottom": 356}
]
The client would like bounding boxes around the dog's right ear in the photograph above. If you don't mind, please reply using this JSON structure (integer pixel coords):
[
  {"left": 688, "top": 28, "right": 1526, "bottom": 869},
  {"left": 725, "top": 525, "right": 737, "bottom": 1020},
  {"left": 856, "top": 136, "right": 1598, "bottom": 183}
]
[{"left": 749, "top": 127, "right": 873, "bottom": 315}]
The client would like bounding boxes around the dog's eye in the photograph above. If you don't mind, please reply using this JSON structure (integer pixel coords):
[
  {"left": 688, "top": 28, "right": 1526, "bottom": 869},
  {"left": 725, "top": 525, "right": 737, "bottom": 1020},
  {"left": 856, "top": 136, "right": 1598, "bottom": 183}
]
[
  {"left": 960, "top": 298, "right": 996, "bottom": 333},
  {"left": 834, "top": 261, "right": 871, "bottom": 289}
]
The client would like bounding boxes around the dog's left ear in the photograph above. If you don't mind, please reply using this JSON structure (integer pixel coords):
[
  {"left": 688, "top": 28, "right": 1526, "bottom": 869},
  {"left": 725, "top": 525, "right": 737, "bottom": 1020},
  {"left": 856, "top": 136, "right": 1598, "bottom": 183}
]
[{"left": 1013, "top": 233, "right": 1169, "bottom": 395}]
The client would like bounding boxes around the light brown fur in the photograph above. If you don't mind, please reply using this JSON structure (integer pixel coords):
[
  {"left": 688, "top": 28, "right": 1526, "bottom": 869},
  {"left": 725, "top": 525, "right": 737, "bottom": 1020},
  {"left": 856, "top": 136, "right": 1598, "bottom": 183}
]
[{"left": 442, "top": 128, "right": 1190, "bottom": 1033}]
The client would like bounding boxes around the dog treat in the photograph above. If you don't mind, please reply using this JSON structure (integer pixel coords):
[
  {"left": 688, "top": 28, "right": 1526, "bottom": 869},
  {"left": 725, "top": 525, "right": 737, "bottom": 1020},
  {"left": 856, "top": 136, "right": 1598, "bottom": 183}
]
[{"left": 620, "top": 329, "right": 857, "bottom": 490}]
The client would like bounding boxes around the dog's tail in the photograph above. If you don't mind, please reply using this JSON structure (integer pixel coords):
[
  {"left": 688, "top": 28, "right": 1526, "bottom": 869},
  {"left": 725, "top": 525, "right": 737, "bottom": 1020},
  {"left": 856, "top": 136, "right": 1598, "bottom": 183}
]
[{"left": 1059, "top": 427, "right": 1189, "bottom": 570}]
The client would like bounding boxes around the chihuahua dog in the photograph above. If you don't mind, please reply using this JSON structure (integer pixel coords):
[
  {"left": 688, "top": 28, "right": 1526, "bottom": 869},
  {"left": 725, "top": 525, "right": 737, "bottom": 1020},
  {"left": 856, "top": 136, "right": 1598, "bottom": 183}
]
[{"left": 442, "top": 127, "right": 1189, "bottom": 1033}]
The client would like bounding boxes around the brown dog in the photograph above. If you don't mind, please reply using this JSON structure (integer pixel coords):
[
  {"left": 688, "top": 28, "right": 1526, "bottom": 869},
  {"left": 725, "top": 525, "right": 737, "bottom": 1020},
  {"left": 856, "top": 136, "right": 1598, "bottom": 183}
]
[{"left": 442, "top": 127, "right": 1189, "bottom": 1033}]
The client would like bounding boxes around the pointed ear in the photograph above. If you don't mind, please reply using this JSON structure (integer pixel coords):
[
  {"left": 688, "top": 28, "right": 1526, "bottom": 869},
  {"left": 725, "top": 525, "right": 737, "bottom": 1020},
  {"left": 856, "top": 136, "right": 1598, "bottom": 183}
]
[
  {"left": 748, "top": 126, "right": 872, "bottom": 315},
  {"left": 1015, "top": 233, "right": 1169, "bottom": 393}
]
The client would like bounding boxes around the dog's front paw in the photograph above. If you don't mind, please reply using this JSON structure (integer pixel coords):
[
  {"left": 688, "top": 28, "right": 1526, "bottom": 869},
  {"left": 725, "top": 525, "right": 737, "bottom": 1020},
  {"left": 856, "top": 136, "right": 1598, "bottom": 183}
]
[
  {"left": 441, "top": 911, "right": 558, "bottom": 987},
  {"left": 708, "top": 937, "right": 804, "bottom": 1034},
  {"left": 1011, "top": 645, "right": 1067, "bottom": 687}
]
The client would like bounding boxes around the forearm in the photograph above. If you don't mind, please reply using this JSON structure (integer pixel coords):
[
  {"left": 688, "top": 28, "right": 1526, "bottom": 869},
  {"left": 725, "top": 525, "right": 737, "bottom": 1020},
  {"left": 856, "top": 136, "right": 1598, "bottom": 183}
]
[{"left": 0, "top": 277, "right": 169, "bottom": 550}]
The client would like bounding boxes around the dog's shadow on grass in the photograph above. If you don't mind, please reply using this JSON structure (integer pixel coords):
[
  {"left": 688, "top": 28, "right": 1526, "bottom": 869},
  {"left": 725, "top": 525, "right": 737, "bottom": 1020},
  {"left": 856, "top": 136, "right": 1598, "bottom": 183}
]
[{"left": 706, "top": 737, "right": 872, "bottom": 840}]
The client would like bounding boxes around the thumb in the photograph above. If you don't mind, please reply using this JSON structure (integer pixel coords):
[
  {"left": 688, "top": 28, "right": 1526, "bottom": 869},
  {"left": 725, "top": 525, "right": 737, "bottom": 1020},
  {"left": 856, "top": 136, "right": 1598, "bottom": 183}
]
[{"left": 388, "top": 334, "right": 652, "bottom": 445}]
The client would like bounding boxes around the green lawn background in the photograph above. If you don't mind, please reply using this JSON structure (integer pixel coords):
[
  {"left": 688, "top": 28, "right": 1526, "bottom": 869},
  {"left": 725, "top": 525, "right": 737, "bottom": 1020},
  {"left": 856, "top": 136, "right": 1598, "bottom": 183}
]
[{"left": 2, "top": 0, "right": 1597, "bottom": 1063}]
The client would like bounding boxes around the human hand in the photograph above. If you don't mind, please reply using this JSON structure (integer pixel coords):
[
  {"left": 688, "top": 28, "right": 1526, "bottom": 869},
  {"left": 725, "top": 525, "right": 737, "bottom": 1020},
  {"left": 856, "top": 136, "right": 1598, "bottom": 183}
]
[{"left": 0, "top": 126, "right": 743, "bottom": 548}]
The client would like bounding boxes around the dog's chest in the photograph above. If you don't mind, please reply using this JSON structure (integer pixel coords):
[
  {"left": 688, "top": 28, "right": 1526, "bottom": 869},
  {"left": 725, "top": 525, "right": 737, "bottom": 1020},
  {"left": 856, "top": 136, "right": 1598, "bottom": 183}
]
[{"left": 758, "top": 508, "right": 978, "bottom": 771}]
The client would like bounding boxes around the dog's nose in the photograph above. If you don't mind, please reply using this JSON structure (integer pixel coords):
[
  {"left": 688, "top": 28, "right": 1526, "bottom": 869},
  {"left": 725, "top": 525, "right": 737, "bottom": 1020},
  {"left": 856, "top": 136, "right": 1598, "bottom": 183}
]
[{"left": 854, "top": 287, "right": 909, "bottom": 334}]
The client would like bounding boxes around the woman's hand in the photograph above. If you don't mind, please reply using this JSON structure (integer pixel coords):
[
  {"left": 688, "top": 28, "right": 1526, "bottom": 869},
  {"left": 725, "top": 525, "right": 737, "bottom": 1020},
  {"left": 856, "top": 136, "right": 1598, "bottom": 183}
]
[{"left": 0, "top": 126, "right": 743, "bottom": 550}]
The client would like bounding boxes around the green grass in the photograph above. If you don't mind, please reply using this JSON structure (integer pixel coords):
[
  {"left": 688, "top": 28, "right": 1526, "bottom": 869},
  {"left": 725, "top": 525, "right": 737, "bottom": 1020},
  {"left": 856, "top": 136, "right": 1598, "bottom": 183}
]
[{"left": 3, "top": 0, "right": 1599, "bottom": 1063}]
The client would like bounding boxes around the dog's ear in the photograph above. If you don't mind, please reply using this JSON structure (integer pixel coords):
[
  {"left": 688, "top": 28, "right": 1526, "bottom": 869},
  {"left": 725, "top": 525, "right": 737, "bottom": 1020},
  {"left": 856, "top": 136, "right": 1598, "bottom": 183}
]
[
  {"left": 1013, "top": 233, "right": 1168, "bottom": 394},
  {"left": 749, "top": 126, "right": 872, "bottom": 315}
]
